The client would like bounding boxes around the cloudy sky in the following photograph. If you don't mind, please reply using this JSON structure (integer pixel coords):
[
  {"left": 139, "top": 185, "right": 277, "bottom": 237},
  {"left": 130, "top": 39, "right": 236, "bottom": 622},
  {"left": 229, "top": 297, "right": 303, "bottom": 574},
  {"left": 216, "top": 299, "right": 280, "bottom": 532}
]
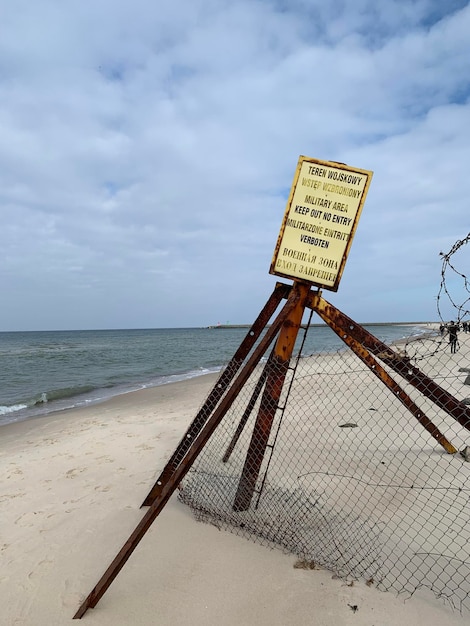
[{"left": 2, "top": 0, "right": 470, "bottom": 331}]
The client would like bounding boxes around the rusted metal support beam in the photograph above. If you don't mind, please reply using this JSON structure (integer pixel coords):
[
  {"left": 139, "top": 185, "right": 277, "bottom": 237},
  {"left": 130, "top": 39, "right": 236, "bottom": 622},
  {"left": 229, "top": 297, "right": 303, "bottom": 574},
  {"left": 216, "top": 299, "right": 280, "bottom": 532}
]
[
  {"left": 222, "top": 348, "right": 273, "bottom": 463},
  {"left": 309, "top": 293, "right": 470, "bottom": 434},
  {"left": 141, "top": 282, "right": 292, "bottom": 507},
  {"left": 73, "top": 288, "right": 300, "bottom": 619},
  {"left": 307, "top": 297, "right": 456, "bottom": 454},
  {"left": 232, "top": 283, "right": 313, "bottom": 512}
]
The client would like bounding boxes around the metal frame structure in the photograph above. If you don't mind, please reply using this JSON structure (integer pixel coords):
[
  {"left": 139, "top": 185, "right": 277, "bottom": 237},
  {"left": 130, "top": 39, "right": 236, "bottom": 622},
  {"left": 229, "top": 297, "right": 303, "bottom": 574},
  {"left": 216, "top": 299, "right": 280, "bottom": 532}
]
[{"left": 74, "top": 282, "right": 469, "bottom": 619}]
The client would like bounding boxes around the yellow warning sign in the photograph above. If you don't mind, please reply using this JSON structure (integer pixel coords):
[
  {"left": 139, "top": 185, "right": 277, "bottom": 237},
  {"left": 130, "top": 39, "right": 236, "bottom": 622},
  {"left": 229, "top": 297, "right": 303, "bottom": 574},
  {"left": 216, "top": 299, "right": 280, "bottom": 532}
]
[{"left": 270, "top": 156, "right": 373, "bottom": 291}]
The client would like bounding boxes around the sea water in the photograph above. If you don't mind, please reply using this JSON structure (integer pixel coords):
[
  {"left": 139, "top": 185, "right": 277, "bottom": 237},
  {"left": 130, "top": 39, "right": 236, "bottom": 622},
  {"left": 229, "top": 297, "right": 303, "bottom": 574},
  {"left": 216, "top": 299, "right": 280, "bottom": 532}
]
[{"left": 0, "top": 324, "right": 430, "bottom": 426}]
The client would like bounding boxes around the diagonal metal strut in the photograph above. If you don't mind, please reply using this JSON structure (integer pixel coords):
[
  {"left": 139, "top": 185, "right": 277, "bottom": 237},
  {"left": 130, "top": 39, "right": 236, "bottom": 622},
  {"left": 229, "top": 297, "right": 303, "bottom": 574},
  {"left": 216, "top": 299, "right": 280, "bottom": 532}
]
[
  {"left": 307, "top": 294, "right": 456, "bottom": 453},
  {"left": 309, "top": 293, "right": 468, "bottom": 438},
  {"left": 141, "top": 282, "right": 291, "bottom": 507},
  {"left": 73, "top": 285, "right": 301, "bottom": 619}
]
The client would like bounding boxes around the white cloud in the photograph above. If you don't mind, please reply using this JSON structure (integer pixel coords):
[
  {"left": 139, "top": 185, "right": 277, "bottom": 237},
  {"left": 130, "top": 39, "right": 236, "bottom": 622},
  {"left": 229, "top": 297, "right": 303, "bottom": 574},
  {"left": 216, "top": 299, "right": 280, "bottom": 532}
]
[{"left": 1, "top": 0, "right": 470, "bottom": 329}]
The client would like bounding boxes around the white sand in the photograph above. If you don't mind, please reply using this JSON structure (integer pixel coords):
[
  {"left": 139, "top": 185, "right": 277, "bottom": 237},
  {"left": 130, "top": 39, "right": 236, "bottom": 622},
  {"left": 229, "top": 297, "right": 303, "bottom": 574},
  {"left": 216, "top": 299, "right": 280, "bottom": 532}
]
[{"left": 1, "top": 361, "right": 468, "bottom": 625}]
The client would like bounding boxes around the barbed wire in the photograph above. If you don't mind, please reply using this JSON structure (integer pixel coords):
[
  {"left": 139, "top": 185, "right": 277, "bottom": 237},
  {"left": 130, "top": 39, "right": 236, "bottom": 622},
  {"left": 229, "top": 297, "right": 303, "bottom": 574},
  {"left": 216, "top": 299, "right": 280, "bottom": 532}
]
[{"left": 437, "top": 232, "right": 470, "bottom": 323}]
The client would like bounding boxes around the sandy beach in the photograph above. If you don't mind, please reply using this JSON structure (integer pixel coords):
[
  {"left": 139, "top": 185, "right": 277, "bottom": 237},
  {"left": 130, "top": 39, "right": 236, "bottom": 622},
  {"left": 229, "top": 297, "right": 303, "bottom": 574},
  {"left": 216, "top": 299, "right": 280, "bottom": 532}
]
[{"left": 2, "top": 332, "right": 470, "bottom": 625}]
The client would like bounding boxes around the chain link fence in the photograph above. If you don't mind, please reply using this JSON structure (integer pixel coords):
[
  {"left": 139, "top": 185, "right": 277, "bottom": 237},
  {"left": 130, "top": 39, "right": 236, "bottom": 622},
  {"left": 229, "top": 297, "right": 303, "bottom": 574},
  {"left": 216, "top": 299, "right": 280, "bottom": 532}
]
[
  {"left": 178, "top": 236, "right": 470, "bottom": 612},
  {"left": 73, "top": 237, "right": 470, "bottom": 619},
  {"left": 179, "top": 319, "right": 470, "bottom": 613}
]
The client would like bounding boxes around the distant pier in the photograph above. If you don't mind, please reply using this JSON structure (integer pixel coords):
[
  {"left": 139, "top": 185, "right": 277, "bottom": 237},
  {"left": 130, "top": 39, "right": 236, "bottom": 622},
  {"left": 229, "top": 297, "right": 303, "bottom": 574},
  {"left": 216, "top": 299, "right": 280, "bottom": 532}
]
[
  {"left": 206, "top": 324, "right": 251, "bottom": 329},
  {"left": 207, "top": 322, "right": 434, "bottom": 329}
]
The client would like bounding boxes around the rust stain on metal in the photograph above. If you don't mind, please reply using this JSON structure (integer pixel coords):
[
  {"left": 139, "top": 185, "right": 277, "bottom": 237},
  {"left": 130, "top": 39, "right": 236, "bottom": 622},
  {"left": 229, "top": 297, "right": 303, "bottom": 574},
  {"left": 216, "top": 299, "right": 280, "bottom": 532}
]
[
  {"left": 233, "top": 282, "right": 310, "bottom": 512},
  {"left": 308, "top": 296, "right": 456, "bottom": 454},
  {"left": 74, "top": 286, "right": 299, "bottom": 619},
  {"left": 222, "top": 351, "right": 273, "bottom": 463},
  {"left": 310, "top": 293, "right": 470, "bottom": 434},
  {"left": 141, "top": 282, "right": 292, "bottom": 507}
]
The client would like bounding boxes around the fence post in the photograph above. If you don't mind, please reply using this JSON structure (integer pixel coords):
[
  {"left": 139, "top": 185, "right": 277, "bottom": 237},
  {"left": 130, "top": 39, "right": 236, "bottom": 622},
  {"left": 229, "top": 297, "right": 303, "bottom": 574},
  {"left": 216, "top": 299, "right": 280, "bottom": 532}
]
[{"left": 233, "top": 282, "right": 311, "bottom": 511}]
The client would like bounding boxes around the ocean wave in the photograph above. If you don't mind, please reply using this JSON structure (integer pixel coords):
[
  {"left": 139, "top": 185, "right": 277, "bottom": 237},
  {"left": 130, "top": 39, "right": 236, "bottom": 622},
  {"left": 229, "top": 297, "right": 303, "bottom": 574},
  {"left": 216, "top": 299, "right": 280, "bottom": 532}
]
[
  {"left": 0, "top": 403, "right": 28, "bottom": 416},
  {"left": 0, "top": 385, "right": 99, "bottom": 419},
  {"left": 34, "top": 385, "right": 97, "bottom": 403},
  {"left": 1, "top": 325, "right": 433, "bottom": 429},
  {"left": 0, "top": 367, "right": 224, "bottom": 427},
  {"left": 149, "top": 366, "right": 221, "bottom": 386}
]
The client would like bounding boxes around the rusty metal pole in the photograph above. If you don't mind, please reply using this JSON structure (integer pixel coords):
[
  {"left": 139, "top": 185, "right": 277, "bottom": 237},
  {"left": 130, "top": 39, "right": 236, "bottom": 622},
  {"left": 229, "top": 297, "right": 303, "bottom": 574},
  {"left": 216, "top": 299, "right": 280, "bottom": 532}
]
[
  {"left": 308, "top": 296, "right": 457, "bottom": 454},
  {"left": 310, "top": 294, "right": 470, "bottom": 433},
  {"left": 73, "top": 289, "right": 301, "bottom": 620},
  {"left": 141, "top": 282, "right": 291, "bottom": 507},
  {"left": 233, "top": 282, "right": 311, "bottom": 512},
  {"left": 222, "top": 351, "right": 271, "bottom": 463}
]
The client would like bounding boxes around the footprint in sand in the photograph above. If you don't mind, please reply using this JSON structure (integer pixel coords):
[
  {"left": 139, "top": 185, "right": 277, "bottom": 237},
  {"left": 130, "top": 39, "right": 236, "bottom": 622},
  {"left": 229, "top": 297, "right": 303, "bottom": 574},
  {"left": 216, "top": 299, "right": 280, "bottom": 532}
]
[
  {"left": 28, "top": 557, "right": 54, "bottom": 579},
  {"left": 7, "top": 464, "right": 24, "bottom": 478},
  {"left": 0, "top": 492, "right": 26, "bottom": 503},
  {"left": 94, "top": 485, "right": 111, "bottom": 492},
  {"left": 15, "top": 511, "right": 44, "bottom": 527},
  {"left": 65, "top": 467, "right": 87, "bottom": 479},
  {"left": 61, "top": 578, "right": 84, "bottom": 609},
  {"left": 62, "top": 496, "right": 86, "bottom": 505}
]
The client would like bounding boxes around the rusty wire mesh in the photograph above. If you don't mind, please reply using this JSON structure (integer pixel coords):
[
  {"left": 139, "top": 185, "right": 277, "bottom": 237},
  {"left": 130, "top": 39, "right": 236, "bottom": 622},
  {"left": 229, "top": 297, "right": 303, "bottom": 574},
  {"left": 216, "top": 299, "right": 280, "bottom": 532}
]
[{"left": 179, "top": 323, "right": 470, "bottom": 612}]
